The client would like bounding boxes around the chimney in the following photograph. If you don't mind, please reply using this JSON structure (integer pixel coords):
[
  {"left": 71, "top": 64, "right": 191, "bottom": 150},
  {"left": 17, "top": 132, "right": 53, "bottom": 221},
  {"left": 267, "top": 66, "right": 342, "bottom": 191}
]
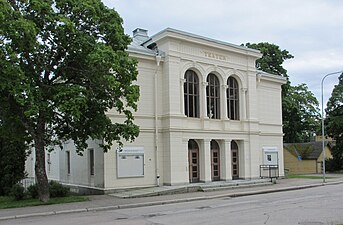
[{"left": 133, "top": 28, "right": 149, "bottom": 44}]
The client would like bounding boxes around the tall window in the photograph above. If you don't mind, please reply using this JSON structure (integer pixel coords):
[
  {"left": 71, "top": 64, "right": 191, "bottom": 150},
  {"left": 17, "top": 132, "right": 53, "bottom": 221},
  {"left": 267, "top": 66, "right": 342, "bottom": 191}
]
[
  {"left": 227, "top": 77, "right": 239, "bottom": 120},
  {"left": 184, "top": 70, "right": 199, "bottom": 118},
  {"left": 66, "top": 151, "right": 70, "bottom": 175},
  {"left": 89, "top": 149, "right": 94, "bottom": 176},
  {"left": 206, "top": 73, "right": 220, "bottom": 119}
]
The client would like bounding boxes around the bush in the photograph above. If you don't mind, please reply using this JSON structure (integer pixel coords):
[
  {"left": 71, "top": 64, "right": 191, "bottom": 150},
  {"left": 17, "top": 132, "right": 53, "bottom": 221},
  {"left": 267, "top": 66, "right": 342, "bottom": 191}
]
[
  {"left": 49, "top": 181, "right": 69, "bottom": 198},
  {"left": 10, "top": 184, "right": 25, "bottom": 200},
  {"left": 27, "top": 184, "right": 39, "bottom": 199},
  {"left": 0, "top": 138, "right": 27, "bottom": 196},
  {"left": 325, "top": 158, "right": 343, "bottom": 172}
]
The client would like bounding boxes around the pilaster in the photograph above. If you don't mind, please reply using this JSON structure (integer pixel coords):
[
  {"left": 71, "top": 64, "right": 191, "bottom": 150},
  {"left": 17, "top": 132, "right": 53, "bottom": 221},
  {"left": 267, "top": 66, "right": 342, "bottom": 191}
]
[
  {"left": 200, "top": 139, "right": 211, "bottom": 182},
  {"left": 221, "top": 139, "right": 232, "bottom": 180}
]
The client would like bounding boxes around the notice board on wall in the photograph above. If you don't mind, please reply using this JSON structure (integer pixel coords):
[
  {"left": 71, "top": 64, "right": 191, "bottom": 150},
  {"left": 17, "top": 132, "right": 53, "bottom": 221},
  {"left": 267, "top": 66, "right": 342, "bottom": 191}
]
[
  {"left": 262, "top": 147, "right": 279, "bottom": 166},
  {"left": 117, "top": 146, "right": 144, "bottom": 178}
]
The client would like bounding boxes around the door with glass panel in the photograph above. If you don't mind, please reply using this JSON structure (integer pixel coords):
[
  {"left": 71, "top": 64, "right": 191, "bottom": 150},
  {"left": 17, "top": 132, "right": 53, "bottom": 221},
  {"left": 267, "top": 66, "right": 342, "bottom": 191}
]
[
  {"left": 211, "top": 140, "right": 220, "bottom": 181},
  {"left": 188, "top": 140, "right": 199, "bottom": 183},
  {"left": 231, "top": 141, "right": 239, "bottom": 179}
]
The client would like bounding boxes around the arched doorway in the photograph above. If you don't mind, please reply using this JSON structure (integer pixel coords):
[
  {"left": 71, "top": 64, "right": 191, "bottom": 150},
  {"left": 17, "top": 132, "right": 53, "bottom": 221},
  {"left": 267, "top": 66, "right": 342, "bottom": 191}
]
[
  {"left": 231, "top": 141, "right": 239, "bottom": 179},
  {"left": 188, "top": 140, "right": 199, "bottom": 183},
  {"left": 211, "top": 140, "right": 220, "bottom": 181}
]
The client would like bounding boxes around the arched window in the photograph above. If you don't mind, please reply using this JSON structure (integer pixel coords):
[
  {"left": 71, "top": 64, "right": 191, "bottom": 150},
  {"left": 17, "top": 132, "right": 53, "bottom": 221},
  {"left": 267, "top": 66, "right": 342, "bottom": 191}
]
[
  {"left": 227, "top": 77, "right": 239, "bottom": 120},
  {"left": 206, "top": 74, "right": 220, "bottom": 119},
  {"left": 184, "top": 70, "right": 199, "bottom": 118}
]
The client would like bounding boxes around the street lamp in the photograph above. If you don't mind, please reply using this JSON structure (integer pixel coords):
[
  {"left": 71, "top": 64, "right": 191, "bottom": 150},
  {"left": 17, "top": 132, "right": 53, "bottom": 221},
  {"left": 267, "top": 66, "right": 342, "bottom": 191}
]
[{"left": 321, "top": 71, "right": 342, "bottom": 183}]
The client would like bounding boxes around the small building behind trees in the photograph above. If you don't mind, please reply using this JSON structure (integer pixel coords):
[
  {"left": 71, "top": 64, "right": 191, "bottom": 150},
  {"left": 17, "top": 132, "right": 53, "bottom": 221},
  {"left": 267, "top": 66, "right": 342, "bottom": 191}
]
[{"left": 283, "top": 142, "right": 333, "bottom": 175}]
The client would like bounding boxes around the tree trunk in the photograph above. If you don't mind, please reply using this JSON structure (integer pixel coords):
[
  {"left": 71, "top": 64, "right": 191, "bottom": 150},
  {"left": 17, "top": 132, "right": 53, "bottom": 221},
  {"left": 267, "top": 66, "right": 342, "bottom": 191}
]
[{"left": 34, "top": 118, "right": 50, "bottom": 202}]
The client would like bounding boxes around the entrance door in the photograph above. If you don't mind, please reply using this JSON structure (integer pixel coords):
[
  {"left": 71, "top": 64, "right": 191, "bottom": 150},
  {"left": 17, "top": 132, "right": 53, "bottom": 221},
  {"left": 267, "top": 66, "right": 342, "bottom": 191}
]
[
  {"left": 188, "top": 140, "right": 199, "bottom": 183},
  {"left": 231, "top": 141, "right": 239, "bottom": 179},
  {"left": 211, "top": 140, "right": 220, "bottom": 181}
]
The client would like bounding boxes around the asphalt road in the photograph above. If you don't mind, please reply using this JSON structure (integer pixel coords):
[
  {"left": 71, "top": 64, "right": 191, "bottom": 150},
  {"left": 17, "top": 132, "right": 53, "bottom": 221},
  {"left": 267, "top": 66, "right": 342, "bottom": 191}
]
[{"left": 2, "top": 183, "right": 343, "bottom": 225}]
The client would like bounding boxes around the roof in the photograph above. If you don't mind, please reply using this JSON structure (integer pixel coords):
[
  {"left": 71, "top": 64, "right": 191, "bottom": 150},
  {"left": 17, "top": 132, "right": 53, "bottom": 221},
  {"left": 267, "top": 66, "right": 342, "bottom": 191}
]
[
  {"left": 143, "top": 27, "right": 261, "bottom": 57},
  {"left": 284, "top": 142, "right": 332, "bottom": 160},
  {"left": 127, "top": 38, "right": 156, "bottom": 56}
]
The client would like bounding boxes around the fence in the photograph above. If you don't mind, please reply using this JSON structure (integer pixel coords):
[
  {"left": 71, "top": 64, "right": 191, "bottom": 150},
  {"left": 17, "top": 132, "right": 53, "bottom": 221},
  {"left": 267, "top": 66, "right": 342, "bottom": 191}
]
[{"left": 260, "top": 165, "right": 279, "bottom": 182}]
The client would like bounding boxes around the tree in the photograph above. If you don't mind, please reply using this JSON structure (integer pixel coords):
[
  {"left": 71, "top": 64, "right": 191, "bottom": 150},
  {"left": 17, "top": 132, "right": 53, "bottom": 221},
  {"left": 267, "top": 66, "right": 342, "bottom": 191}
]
[
  {"left": 325, "top": 73, "right": 343, "bottom": 170},
  {"left": 244, "top": 42, "right": 293, "bottom": 79},
  {"left": 282, "top": 84, "right": 320, "bottom": 143},
  {"left": 244, "top": 42, "right": 320, "bottom": 143},
  {"left": 0, "top": 0, "right": 139, "bottom": 202}
]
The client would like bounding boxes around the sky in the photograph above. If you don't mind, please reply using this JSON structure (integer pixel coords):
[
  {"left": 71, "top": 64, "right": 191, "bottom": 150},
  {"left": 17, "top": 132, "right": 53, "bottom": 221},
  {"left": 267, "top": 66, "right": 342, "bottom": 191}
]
[{"left": 103, "top": 0, "right": 343, "bottom": 109}]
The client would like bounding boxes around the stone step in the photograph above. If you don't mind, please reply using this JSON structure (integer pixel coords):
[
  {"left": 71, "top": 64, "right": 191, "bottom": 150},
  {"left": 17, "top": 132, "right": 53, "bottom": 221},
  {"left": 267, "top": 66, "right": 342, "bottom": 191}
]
[
  {"left": 200, "top": 182, "right": 272, "bottom": 192},
  {"left": 109, "top": 179, "right": 273, "bottom": 198}
]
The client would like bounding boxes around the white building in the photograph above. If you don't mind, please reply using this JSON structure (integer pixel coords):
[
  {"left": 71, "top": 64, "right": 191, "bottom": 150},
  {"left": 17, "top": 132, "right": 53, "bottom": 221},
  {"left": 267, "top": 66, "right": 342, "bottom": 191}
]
[{"left": 26, "top": 28, "right": 286, "bottom": 193}]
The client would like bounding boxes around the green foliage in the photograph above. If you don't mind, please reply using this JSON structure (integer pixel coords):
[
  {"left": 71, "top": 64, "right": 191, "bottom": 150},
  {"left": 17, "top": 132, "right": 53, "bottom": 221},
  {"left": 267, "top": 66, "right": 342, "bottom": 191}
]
[
  {"left": 28, "top": 181, "right": 69, "bottom": 199},
  {"left": 27, "top": 184, "right": 39, "bottom": 199},
  {"left": 244, "top": 42, "right": 320, "bottom": 143},
  {"left": 0, "top": 112, "right": 28, "bottom": 195},
  {"left": 0, "top": 195, "right": 88, "bottom": 209},
  {"left": 10, "top": 184, "right": 25, "bottom": 200},
  {"left": 49, "top": 181, "right": 69, "bottom": 198},
  {"left": 244, "top": 42, "right": 294, "bottom": 79},
  {"left": 283, "top": 84, "right": 320, "bottom": 143},
  {"left": 287, "top": 175, "right": 335, "bottom": 179},
  {"left": 0, "top": 137, "right": 27, "bottom": 195},
  {"left": 325, "top": 73, "right": 343, "bottom": 170},
  {"left": 325, "top": 158, "right": 342, "bottom": 172},
  {"left": 0, "top": 0, "right": 139, "bottom": 201}
]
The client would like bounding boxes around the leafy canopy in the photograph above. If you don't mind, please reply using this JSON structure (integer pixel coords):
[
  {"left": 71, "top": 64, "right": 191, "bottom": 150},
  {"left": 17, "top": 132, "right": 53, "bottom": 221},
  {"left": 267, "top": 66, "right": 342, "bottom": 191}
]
[
  {"left": 245, "top": 42, "right": 294, "bottom": 79},
  {"left": 0, "top": 0, "right": 140, "bottom": 154},
  {"left": 244, "top": 42, "right": 320, "bottom": 143},
  {"left": 325, "top": 73, "right": 343, "bottom": 169}
]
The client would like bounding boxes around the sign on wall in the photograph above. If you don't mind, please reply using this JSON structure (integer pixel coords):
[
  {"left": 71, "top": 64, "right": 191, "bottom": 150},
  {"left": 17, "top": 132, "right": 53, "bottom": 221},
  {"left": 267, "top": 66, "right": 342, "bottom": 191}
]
[
  {"left": 117, "top": 146, "right": 144, "bottom": 178},
  {"left": 262, "top": 147, "right": 279, "bottom": 166}
]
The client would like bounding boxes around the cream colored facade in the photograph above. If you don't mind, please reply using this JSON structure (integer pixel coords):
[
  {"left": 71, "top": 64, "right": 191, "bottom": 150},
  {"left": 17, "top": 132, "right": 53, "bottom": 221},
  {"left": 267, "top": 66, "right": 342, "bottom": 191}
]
[{"left": 26, "top": 28, "right": 286, "bottom": 193}]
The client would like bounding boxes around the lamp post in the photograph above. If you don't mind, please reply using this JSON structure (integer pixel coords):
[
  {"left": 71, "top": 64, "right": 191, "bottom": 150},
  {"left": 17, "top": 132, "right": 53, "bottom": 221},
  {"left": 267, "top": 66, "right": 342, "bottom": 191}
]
[{"left": 321, "top": 71, "right": 342, "bottom": 183}]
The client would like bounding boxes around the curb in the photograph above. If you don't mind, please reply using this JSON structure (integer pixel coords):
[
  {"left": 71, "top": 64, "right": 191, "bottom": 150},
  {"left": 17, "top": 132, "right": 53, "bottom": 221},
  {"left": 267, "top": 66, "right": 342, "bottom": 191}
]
[{"left": 1, "top": 180, "right": 343, "bottom": 221}]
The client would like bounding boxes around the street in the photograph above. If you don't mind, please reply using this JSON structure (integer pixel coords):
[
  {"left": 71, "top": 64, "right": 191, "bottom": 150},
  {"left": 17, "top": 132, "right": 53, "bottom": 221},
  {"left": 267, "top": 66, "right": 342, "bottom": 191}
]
[{"left": 2, "top": 183, "right": 343, "bottom": 225}]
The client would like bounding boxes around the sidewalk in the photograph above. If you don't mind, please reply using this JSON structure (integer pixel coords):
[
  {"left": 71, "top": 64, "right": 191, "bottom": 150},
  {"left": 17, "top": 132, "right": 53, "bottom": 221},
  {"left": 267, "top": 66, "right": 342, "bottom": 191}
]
[{"left": 1, "top": 174, "right": 343, "bottom": 221}]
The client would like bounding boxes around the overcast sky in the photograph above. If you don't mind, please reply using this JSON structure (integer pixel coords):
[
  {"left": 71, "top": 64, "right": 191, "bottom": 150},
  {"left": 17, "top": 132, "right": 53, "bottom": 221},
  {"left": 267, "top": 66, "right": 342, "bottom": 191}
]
[{"left": 104, "top": 0, "right": 343, "bottom": 108}]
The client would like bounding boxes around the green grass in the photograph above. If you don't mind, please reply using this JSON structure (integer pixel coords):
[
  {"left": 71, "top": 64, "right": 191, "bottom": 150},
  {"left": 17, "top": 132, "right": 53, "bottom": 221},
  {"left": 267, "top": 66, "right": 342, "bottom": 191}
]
[
  {"left": 0, "top": 195, "right": 89, "bottom": 209},
  {"left": 288, "top": 174, "right": 336, "bottom": 179}
]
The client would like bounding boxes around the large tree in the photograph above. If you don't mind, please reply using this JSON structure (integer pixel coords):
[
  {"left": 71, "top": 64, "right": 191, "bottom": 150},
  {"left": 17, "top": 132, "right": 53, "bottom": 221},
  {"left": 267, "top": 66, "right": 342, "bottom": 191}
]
[
  {"left": 244, "top": 42, "right": 320, "bottom": 142},
  {"left": 282, "top": 84, "right": 320, "bottom": 143},
  {"left": 325, "top": 73, "right": 343, "bottom": 170},
  {"left": 0, "top": 0, "right": 139, "bottom": 202}
]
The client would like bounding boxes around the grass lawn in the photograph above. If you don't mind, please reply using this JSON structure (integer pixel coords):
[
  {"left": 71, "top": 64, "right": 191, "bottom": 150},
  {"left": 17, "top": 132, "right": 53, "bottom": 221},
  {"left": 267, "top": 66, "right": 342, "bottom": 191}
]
[
  {"left": 0, "top": 195, "right": 89, "bottom": 209},
  {"left": 287, "top": 174, "right": 336, "bottom": 179}
]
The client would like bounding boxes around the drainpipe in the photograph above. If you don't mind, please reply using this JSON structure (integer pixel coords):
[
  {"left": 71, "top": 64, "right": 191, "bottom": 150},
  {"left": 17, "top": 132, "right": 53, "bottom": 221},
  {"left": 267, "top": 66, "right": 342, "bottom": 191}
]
[{"left": 154, "top": 54, "right": 162, "bottom": 186}]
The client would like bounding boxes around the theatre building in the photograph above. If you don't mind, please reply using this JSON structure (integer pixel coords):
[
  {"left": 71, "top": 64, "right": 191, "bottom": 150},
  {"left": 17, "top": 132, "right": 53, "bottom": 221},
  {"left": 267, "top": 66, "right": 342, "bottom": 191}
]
[{"left": 26, "top": 28, "right": 286, "bottom": 193}]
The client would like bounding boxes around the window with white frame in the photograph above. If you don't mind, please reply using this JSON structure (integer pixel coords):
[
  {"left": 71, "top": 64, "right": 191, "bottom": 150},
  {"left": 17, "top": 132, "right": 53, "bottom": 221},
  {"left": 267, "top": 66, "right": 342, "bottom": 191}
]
[
  {"left": 227, "top": 77, "right": 239, "bottom": 120},
  {"left": 184, "top": 70, "right": 200, "bottom": 118},
  {"left": 206, "top": 73, "right": 220, "bottom": 119}
]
